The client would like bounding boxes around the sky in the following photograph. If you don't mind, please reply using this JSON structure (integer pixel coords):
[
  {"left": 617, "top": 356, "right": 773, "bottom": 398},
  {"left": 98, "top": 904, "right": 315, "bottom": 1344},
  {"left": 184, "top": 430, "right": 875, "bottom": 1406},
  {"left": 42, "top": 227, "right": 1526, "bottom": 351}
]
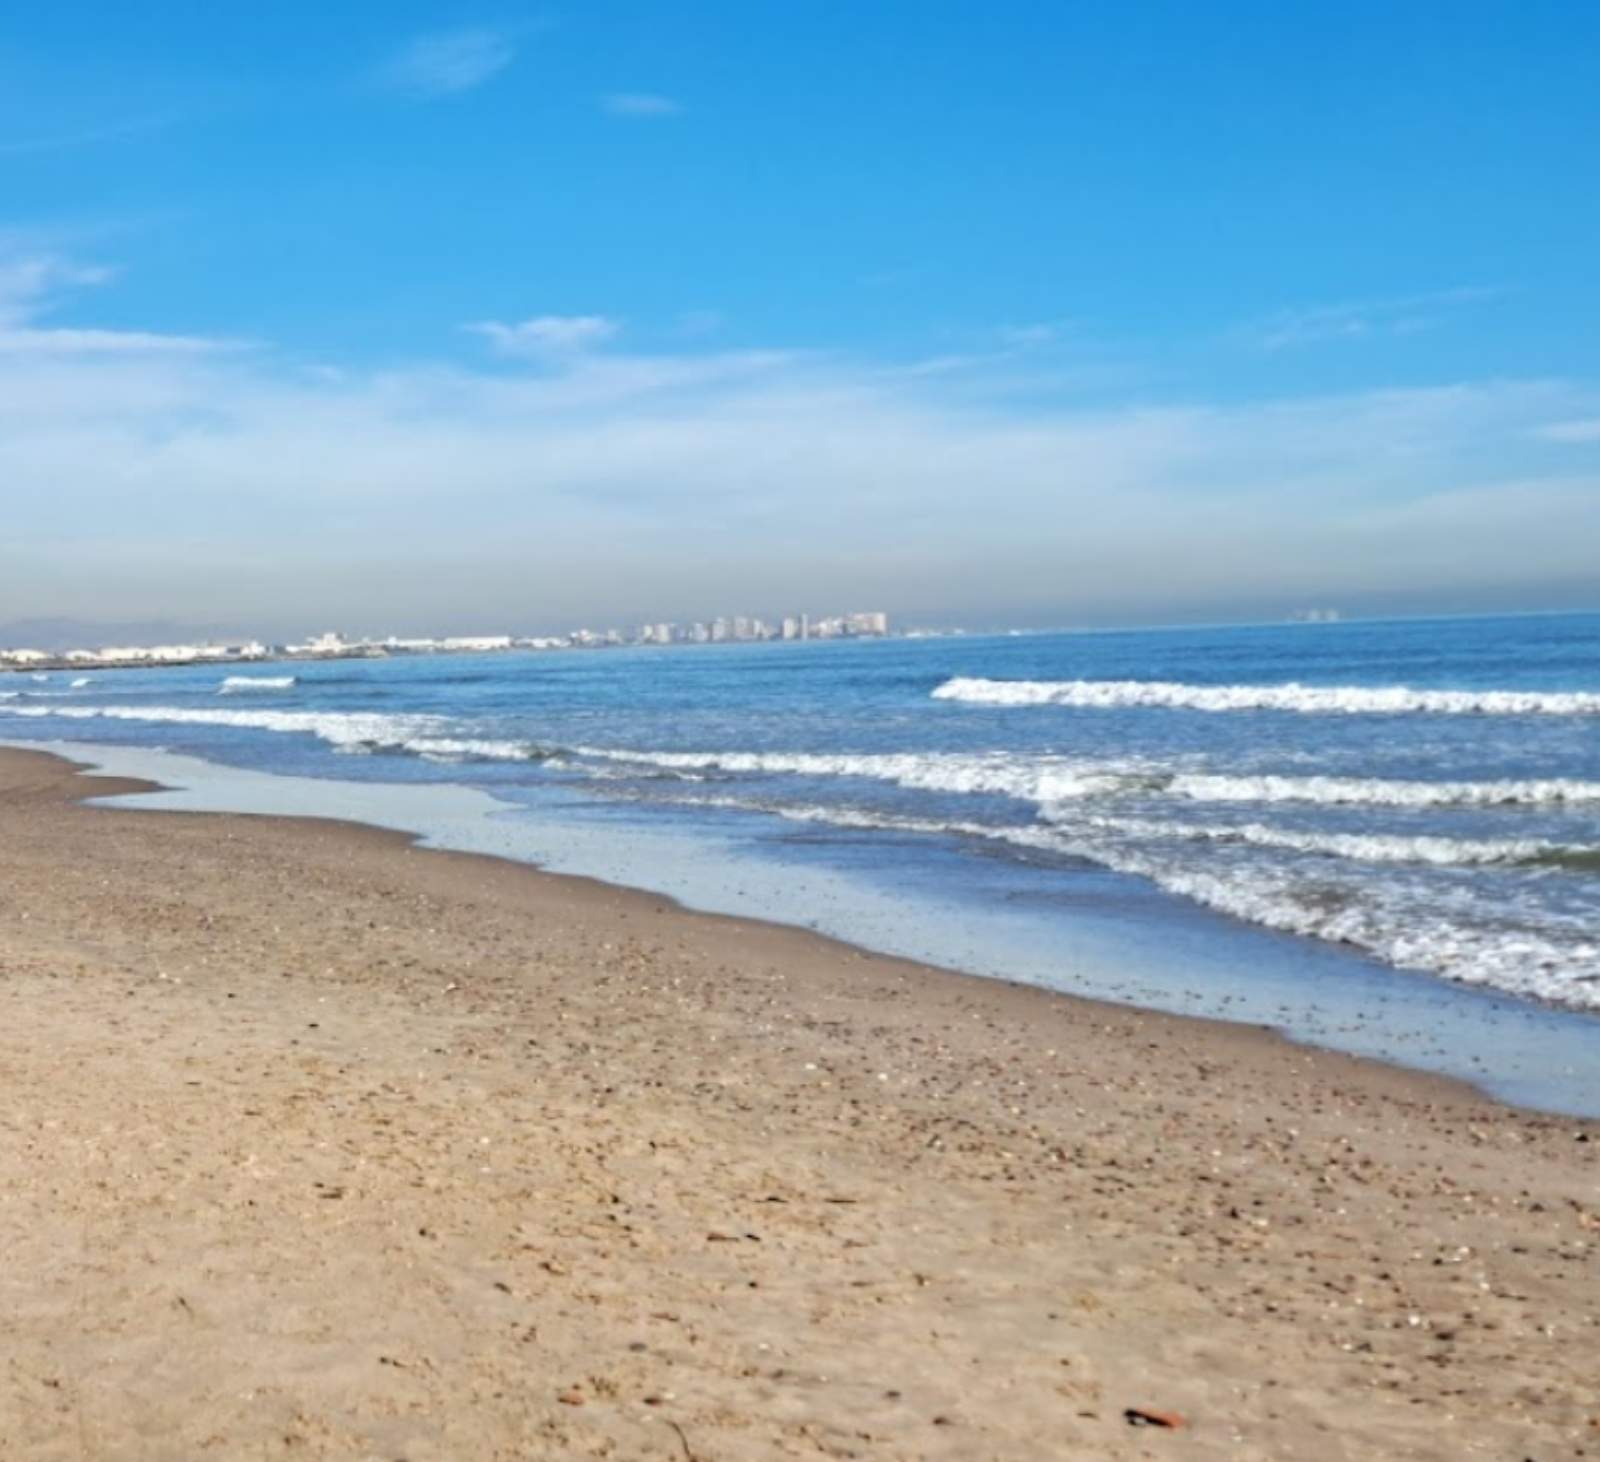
[{"left": 3, "top": 0, "right": 1599, "bottom": 638}]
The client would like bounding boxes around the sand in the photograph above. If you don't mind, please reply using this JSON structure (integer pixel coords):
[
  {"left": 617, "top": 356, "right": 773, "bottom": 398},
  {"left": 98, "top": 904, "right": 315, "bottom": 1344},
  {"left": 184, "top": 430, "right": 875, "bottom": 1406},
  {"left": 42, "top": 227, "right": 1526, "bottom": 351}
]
[{"left": 0, "top": 746, "right": 1596, "bottom": 1461}]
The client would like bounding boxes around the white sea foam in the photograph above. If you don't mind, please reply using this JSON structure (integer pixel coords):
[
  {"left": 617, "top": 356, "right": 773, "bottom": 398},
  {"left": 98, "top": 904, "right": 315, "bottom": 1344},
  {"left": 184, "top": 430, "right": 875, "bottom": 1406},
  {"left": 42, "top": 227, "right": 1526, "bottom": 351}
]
[
  {"left": 1163, "top": 772, "right": 1600, "bottom": 808},
  {"left": 70, "top": 677, "right": 91, "bottom": 688},
  {"left": 575, "top": 745, "right": 1600, "bottom": 812},
  {"left": 666, "top": 791, "right": 1600, "bottom": 1005},
  {"left": 219, "top": 675, "right": 297, "bottom": 693},
  {"left": 933, "top": 676, "right": 1600, "bottom": 716},
  {"left": 634, "top": 789, "right": 1600, "bottom": 1005},
  {"left": 9, "top": 716, "right": 1592, "bottom": 815},
  {"left": 404, "top": 736, "right": 551, "bottom": 763},
  {"left": 1057, "top": 813, "right": 1572, "bottom": 866},
  {"left": 663, "top": 790, "right": 1585, "bottom": 871},
  {"left": 574, "top": 746, "right": 1150, "bottom": 802},
  {"left": 1069, "top": 841, "right": 1600, "bottom": 1007},
  {"left": 0, "top": 702, "right": 447, "bottom": 753},
  {"left": 0, "top": 702, "right": 575, "bottom": 766}
]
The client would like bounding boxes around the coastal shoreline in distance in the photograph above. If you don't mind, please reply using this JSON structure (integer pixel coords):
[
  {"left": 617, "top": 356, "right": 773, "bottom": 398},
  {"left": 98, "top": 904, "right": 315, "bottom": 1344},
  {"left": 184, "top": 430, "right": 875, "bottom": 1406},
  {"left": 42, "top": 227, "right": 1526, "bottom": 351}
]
[{"left": 1, "top": 744, "right": 1595, "bottom": 1458}]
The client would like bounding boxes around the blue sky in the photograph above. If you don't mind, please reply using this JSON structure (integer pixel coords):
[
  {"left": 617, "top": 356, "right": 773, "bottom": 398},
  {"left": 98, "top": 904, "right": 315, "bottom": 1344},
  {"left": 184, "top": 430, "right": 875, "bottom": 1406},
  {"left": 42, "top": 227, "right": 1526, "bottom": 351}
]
[{"left": 3, "top": 2, "right": 1599, "bottom": 634}]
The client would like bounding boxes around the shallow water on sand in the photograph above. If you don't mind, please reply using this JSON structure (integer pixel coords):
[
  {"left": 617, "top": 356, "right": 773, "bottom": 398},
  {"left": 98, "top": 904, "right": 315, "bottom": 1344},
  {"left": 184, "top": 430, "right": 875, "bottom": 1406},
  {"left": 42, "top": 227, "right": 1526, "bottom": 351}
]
[{"left": 26, "top": 738, "right": 1600, "bottom": 1117}]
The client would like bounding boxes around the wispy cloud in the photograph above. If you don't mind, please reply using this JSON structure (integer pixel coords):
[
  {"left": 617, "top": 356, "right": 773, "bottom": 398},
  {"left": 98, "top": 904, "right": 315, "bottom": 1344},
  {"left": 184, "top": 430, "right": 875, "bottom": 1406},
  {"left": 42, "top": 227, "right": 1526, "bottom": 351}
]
[
  {"left": 381, "top": 29, "right": 517, "bottom": 98},
  {"left": 998, "top": 322, "right": 1066, "bottom": 349},
  {"left": 1534, "top": 418, "right": 1600, "bottom": 444},
  {"left": 0, "top": 256, "right": 114, "bottom": 322},
  {"left": 0, "top": 114, "right": 174, "bottom": 157},
  {"left": 601, "top": 92, "right": 683, "bottom": 118},
  {"left": 467, "top": 315, "right": 621, "bottom": 355},
  {"left": 0, "top": 327, "right": 225, "bottom": 356},
  {"left": 0, "top": 250, "right": 235, "bottom": 355},
  {"left": 1248, "top": 287, "right": 1499, "bottom": 351}
]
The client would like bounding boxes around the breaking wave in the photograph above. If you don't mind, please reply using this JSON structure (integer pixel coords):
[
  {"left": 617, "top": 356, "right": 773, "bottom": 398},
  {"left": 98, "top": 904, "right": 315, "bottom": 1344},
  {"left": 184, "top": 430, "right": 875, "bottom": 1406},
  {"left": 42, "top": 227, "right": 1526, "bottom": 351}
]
[
  {"left": 219, "top": 675, "right": 297, "bottom": 693},
  {"left": 1161, "top": 772, "right": 1600, "bottom": 808},
  {"left": 933, "top": 676, "right": 1600, "bottom": 716},
  {"left": 1057, "top": 813, "right": 1581, "bottom": 868},
  {"left": 1064, "top": 841, "right": 1600, "bottom": 1006},
  {"left": 573, "top": 746, "right": 1600, "bottom": 811},
  {"left": 647, "top": 793, "right": 1600, "bottom": 1005},
  {"left": 7, "top": 711, "right": 1600, "bottom": 816},
  {"left": 654, "top": 791, "right": 1594, "bottom": 873},
  {"left": 0, "top": 701, "right": 575, "bottom": 765},
  {"left": 0, "top": 702, "right": 448, "bottom": 753}
]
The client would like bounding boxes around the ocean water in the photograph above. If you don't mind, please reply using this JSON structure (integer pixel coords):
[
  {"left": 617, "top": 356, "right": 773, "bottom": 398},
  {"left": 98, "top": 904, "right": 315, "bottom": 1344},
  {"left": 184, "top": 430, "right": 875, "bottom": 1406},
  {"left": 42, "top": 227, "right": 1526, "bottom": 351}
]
[{"left": 5, "top": 613, "right": 1600, "bottom": 1109}]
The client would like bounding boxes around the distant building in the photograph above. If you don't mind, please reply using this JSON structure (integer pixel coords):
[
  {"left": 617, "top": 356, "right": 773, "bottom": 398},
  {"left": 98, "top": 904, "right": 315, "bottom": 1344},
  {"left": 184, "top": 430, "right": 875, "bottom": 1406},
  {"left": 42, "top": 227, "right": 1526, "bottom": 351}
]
[{"left": 438, "top": 635, "right": 512, "bottom": 652}]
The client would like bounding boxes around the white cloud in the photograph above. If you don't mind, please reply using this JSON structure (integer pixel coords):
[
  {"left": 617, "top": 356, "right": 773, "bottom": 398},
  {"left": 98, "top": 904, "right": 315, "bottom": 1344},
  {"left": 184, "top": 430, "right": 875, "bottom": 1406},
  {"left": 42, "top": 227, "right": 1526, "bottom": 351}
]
[
  {"left": 467, "top": 315, "right": 622, "bottom": 355},
  {"left": 601, "top": 92, "right": 683, "bottom": 118},
  {"left": 381, "top": 29, "right": 516, "bottom": 98},
  {"left": 1, "top": 251, "right": 1597, "bottom": 631},
  {"left": 0, "top": 256, "right": 113, "bottom": 323},
  {"left": 0, "top": 327, "right": 227, "bottom": 356},
  {"left": 0, "top": 252, "right": 234, "bottom": 355},
  {"left": 1249, "top": 288, "right": 1499, "bottom": 351}
]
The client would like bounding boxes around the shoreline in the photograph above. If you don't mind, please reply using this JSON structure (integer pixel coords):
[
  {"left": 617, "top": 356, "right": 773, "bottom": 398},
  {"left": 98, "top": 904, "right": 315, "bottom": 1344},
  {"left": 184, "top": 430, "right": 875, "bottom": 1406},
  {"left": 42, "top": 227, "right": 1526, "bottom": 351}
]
[
  {"left": 3, "top": 743, "right": 1597, "bottom": 1458},
  {"left": 27, "top": 743, "right": 1508, "bottom": 1115},
  {"left": 13, "top": 734, "right": 1600, "bottom": 1119}
]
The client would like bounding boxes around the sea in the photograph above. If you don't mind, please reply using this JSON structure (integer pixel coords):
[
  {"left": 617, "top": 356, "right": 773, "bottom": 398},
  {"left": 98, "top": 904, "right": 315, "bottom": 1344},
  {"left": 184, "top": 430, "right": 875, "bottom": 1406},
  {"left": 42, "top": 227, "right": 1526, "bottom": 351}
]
[{"left": 5, "top": 611, "right": 1599, "bottom": 1114}]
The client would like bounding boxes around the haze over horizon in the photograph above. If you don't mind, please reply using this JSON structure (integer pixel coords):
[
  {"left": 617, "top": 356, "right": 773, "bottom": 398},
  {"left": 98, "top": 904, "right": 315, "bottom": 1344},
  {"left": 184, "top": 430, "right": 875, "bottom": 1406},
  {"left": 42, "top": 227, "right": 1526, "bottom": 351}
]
[{"left": 4, "top": 2, "right": 1599, "bottom": 635}]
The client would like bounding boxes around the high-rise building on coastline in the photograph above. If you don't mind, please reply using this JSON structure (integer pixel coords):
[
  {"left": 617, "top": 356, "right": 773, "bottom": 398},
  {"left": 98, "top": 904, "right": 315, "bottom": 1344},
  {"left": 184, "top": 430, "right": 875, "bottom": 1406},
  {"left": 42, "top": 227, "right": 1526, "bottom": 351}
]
[{"left": 634, "top": 611, "right": 891, "bottom": 646}]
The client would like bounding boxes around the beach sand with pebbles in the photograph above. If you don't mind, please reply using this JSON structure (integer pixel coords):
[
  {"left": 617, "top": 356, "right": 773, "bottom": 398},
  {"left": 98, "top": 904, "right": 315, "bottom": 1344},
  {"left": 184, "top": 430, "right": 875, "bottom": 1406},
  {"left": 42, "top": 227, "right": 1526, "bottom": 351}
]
[{"left": 1, "top": 744, "right": 1597, "bottom": 1460}]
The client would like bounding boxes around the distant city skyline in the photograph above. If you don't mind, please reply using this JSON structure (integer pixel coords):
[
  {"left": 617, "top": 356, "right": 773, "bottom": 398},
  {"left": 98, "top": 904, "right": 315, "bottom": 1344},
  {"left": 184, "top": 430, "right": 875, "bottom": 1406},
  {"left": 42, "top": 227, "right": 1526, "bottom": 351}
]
[
  {"left": 2, "top": 3, "right": 1598, "bottom": 628},
  {"left": 0, "top": 608, "right": 895, "bottom": 666}
]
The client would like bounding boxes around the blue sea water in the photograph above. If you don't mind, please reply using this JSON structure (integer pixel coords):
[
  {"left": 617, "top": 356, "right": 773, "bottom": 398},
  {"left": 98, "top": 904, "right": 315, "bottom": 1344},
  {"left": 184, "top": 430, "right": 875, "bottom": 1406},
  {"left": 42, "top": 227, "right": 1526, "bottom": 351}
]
[{"left": 5, "top": 612, "right": 1600, "bottom": 1110}]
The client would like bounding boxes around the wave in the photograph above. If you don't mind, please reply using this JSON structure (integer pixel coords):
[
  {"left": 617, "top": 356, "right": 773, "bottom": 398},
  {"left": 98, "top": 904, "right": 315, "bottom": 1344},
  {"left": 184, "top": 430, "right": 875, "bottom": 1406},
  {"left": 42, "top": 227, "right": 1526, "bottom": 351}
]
[
  {"left": 574, "top": 745, "right": 1600, "bottom": 812},
  {"left": 0, "top": 701, "right": 579, "bottom": 765},
  {"left": 1072, "top": 840, "right": 1600, "bottom": 1007},
  {"left": 1160, "top": 772, "right": 1600, "bottom": 808},
  {"left": 70, "top": 677, "right": 91, "bottom": 688},
  {"left": 7, "top": 710, "right": 1597, "bottom": 816},
  {"left": 932, "top": 676, "right": 1600, "bottom": 717},
  {"left": 219, "top": 675, "right": 297, "bottom": 693},
  {"left": 646, "top": 791, "right": 1600, "bottom": 1005},
  {"left": 403, "top": 737, "right": 565, "bottom": 763},
  {"left": 573, "top": 746, "right": 1151, "bottom": 802},
  {"left": 653, "top": 789, "right": 1594, "bottom": 873},
  {"left": 0, "top": 702, "right": 447, "bottom": 753},
  {"left": 1059, "top": 813, "right": 1582, "bottom": 868},
  {"left": 6, "top": 699, "right": 1596, "bottom": 1006}
]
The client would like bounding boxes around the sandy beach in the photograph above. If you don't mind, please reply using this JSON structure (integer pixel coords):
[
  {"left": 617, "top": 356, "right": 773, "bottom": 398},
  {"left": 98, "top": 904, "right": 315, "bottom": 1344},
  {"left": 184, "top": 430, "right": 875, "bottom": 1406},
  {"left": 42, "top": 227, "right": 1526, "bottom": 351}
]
[{"left": 1, "top": 745, "right": 1596, "bottom": 1460}]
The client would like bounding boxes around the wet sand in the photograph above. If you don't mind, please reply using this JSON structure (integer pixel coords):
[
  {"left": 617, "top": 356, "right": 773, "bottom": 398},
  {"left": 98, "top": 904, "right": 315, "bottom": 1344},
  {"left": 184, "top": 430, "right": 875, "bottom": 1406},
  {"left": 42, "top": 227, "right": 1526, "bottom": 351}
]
[{"left": 1, "top": 746, "right": 1596, "bottom": 1460}]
